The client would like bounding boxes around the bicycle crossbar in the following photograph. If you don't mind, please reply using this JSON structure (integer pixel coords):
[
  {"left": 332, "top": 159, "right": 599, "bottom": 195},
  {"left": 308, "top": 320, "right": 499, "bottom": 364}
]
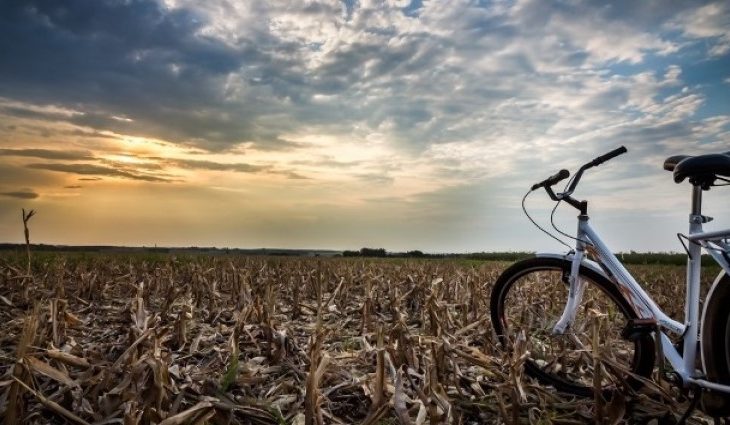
[{"left": 688, "top": 228, "right": 730, "bottom": 241}]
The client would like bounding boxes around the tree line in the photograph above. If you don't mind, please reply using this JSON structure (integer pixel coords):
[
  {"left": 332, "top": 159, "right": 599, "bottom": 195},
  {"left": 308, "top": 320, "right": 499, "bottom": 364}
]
[{"left": 342, "top": 248, "right": 710, "bottom": 266}]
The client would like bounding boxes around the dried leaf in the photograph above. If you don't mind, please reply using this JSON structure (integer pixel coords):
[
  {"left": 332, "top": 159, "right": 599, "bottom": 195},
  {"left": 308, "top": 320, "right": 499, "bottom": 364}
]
[
  {"left": 25, "top": 356, "right": 78, "bottom": 388},
  {"left": 65, "top": 311, "right": 84, "bottom": 327},
  {"left": 46, "top": 349, "right": 91, "bottom": 369},
  {"left": 394, "top": 367, "right": 413, "bottom": 425},
  {"left": 158, "top": 401, "right": 213, "bottom": 425},
  {"left": 11, "top": 376, "right": 91, "bottom": 425}
]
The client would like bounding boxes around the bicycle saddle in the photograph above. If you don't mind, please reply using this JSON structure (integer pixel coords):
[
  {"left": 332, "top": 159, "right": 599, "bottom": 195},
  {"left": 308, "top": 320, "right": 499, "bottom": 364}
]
[{"left": 664, "top": 151, "right": 730, "bottom": 189}]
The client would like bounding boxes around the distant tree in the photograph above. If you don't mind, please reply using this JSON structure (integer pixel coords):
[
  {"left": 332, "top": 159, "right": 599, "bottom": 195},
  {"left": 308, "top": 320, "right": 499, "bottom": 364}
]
[
  {"left": 359, "top": 247, "right": 387, "bottom": 257},
  {"left": 342, "top": 250, "right": 360, "bottom": 257},
  {"left": 406, "top": 250, "right": 425, "bottom": 258}
]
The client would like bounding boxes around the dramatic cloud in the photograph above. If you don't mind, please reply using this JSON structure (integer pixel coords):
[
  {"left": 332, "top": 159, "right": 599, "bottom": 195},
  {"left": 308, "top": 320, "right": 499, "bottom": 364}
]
[
  {"left": 26, "top": 163, "right": 172, "bottom": 182},
  {"left": 0, "top": 148, "right": 93, "bottom": 161},
  {"left": 168, "top": 159, "right": 269, "bottom": 173},
  {"left": 1, "top": 0, "right": 723, "bottom": 155},
  {"left": 1, "top": 189, "right": 39, "bottom": 199}
]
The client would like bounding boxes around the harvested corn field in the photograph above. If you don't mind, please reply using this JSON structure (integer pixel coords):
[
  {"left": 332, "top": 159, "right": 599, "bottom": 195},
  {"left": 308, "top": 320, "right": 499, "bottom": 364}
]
[{"left": 0, "top": 253, "right": 720, "bottom": 424}]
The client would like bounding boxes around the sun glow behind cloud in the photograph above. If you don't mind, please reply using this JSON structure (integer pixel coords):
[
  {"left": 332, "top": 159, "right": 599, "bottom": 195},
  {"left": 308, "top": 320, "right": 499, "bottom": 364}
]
[{"left": 0, "top": 0, "right": 728, "bottom": 251}]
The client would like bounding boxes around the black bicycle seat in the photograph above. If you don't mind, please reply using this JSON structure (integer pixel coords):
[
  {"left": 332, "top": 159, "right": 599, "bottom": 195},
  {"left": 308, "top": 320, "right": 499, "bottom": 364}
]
[
  {"left": 664, "top": 151, "right": 730, "bottom": 189},
  {"left": 663, "top": 155, "right": 690, "bottom": 171}
]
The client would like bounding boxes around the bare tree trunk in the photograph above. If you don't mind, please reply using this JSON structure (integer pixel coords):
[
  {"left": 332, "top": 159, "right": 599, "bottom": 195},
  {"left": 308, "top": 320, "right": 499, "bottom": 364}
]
[{"left": 22, "top": 208, "right": 35, "bottom": 275}]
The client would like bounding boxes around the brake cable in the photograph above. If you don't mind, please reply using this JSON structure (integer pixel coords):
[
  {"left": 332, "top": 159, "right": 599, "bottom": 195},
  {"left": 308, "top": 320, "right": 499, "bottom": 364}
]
[{"left": 521, "top": 189, "right": 573, "bottom": 251}]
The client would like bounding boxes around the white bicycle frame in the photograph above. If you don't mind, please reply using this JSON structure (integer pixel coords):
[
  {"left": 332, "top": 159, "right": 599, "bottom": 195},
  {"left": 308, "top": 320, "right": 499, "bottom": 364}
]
[{"left": 549, "top": 185, "right": 730, "bottom": 392}]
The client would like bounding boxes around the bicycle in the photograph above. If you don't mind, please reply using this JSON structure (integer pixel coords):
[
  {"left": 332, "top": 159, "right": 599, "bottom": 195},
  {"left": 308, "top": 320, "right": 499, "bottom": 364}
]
[{"left": 489, "top": 146, "right": 730, "bottom": 416}]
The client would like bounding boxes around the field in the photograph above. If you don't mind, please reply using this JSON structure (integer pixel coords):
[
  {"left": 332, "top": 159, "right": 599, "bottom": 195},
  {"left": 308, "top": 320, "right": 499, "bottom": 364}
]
[{"left": 0, "top": 252, "right": 723, "bottom": 424}]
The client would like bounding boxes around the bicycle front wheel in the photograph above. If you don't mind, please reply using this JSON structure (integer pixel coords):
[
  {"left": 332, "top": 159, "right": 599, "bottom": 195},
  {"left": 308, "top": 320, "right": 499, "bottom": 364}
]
[{"left": 490, "top": 257, "right": 655, "bottom": 397}]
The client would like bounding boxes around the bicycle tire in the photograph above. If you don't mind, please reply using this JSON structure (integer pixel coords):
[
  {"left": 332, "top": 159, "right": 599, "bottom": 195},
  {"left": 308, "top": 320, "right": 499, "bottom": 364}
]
[
  {"left": 700, "top": 271, "right": 730, "bottom": 416},
  {"left": 490, "top": 256, "right": 655, "bottom": 397}
]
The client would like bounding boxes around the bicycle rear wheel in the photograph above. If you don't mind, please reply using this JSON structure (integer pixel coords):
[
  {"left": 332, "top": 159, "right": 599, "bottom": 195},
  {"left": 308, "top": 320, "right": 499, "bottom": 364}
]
[{"left": 490, "top": 257, "right": 655, "bottom": 397}]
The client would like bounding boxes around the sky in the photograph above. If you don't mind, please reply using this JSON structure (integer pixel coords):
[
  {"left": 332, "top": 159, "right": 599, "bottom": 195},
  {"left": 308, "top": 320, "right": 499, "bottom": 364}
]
[{"left": 0, "top": 0, "right": 728, "bottom": 253}]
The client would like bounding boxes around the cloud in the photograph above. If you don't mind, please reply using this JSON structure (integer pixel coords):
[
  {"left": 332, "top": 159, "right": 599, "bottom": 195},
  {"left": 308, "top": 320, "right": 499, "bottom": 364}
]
[
  {"left": 27, "top": 163, "right": 172, "bottom": 182},
  {"left": 1, "top": 189, "right": 39, "bottom": 199},
  {"left": 0, "top": 0, "right": 255, "bottom": 150},
  {"left": 281, "top": 171, "right": 309, "bottom": 180},
  {"left": 0, "top": 1, "right": 727, "bottom": 247},
  {"left": 64, "top": 185, "right": 83, "bottom": 189},
  {"left": 0, "top": 146, "right": 299, "bottom": 185},
  {"left": 168, "top": 158, "right": 269, "bottom": 173},
  {"left": 167, "top": 157, "right": 313, "bottom": 179},
  {"left": 0, "top": 148, "right": 93, "bottom": 161},
  {"left": 670, "top": 2, "right": 730, "bottom": 56},
  {"left": 291, "top": 157, "right": 363, "bottom": 169},
  {"left": 0, "top": 0, "right": 727, "bottom": 161},
  {"left": 0, "top": 104, "right": 84, "bottom": 128}
]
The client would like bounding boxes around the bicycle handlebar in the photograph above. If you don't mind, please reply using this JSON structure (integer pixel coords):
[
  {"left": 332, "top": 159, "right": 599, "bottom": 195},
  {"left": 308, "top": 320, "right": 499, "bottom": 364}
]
[
  {"left": 531, "top": 146, "right": 628, "bottom": 212},
  {"left": 531, "top": 169, "right": 570, "bottom": 191},
  {"left": 589, "top": 146, "right": 627, "bottom": 168},
  {"left": 564, "top": 145, "right": 627, "bottom": 195}
]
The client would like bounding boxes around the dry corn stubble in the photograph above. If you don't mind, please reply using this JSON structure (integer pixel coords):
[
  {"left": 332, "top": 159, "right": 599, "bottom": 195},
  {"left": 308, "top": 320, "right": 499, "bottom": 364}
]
[{"left": 0, "top": 253, "right": 719, "bottom": 424}]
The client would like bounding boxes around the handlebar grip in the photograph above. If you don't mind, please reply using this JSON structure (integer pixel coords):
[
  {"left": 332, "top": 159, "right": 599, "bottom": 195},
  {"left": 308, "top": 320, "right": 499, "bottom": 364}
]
[
  {"left": 531, "top": 169, "right": 570, "bottom": 191},
  {"left": 591, "top": 146, "right": 627, "bottom": 167}
]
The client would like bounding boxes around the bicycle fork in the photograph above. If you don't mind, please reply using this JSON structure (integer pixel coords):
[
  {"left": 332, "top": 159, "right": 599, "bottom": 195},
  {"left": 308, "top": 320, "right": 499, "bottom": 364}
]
[{"left": 552, "top": 237, "right": 587, "bottom": 335}]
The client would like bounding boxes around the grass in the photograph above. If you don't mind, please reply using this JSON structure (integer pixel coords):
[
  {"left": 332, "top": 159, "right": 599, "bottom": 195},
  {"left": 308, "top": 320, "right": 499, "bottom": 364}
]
[{"left": 219, "top": 352, "right": 240, "bottom": 393}]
